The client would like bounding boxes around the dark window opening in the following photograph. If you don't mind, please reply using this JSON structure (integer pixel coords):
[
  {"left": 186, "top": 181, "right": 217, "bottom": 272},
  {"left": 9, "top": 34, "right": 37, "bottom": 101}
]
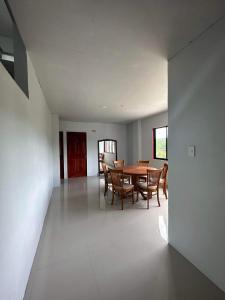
[{"left": 0, "top": 0, "right": 29, "bottom": 97}]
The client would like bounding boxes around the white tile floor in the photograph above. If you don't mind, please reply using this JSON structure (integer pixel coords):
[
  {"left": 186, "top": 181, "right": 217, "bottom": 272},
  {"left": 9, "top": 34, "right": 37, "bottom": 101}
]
[{"left": 24, "top": 177, "right": 225, "bottom": 300}]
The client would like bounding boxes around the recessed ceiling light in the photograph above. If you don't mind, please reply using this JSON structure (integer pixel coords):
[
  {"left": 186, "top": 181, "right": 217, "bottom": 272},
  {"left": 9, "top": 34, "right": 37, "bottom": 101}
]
[{"left": 101, "top": 105, "right": 107, "bottom": 109}]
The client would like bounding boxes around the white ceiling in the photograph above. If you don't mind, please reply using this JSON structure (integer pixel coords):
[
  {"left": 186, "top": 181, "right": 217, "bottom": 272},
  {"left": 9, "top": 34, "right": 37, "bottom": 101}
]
[{"left": 8, "top": 0, "right": 225, "bottom": 123}]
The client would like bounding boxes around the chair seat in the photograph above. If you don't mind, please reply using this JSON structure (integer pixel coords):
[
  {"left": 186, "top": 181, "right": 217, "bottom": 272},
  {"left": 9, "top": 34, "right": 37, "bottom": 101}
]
[
  {"left": 137, "top": 182, "right": 157, "bottom": 191},
  {"left": 114, "top": 184, "right": 134, "bottom": 192}
]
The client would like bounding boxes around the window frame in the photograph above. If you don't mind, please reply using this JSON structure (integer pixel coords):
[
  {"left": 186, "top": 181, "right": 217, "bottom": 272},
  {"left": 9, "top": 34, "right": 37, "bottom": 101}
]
[{"left": 153, "top": 126, "right": 168, "bottom": 161}]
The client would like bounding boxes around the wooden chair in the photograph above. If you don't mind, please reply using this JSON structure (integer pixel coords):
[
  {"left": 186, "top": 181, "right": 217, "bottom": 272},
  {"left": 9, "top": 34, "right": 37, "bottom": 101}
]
[
  {"left": 113, "top": 160, "right": 125, "bottom": 168},
  {"left": 136, "top": 169, "right": 162, "bottom": 208},
  {"left": 159, "top": 163, "right": 168, "bottom": 199},
  {"left": 102, "top": 162, "right": 112, "bottom": 196},
  {"left": 113, "top": 159, "right": 130, "bottom": 183},
  {"left": 137, "top": 160, "right": 149, "bottom": 166},
  {"left": 137, "top": 160, "right": 149, "bottom": 182},
  {"left": 110, "top": 169, "right": 134, "bottom": 210}
]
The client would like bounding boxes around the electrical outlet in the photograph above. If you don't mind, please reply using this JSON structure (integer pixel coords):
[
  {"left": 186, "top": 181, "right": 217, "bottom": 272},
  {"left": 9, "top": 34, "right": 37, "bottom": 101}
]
[{"left": 188, "top": 145, "right": 195, "bottom": 157}]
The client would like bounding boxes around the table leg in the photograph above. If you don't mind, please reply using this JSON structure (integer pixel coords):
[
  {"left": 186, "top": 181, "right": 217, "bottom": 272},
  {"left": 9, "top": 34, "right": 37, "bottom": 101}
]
[{"left": 131, "top": 174, "right": 147, "bottom": 200}]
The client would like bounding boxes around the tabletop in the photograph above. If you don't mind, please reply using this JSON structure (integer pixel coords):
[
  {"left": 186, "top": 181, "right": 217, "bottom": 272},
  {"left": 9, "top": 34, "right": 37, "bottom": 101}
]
[{"left": 115, "top": 165, "right": 158, "bottom": 175}]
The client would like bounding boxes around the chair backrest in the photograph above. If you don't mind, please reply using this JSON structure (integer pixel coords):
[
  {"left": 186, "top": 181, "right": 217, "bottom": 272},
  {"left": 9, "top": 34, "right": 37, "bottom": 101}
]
[
  {"left": 102, "top": 162, "right": 109, "bottom": 182},
  {"left": 99, "top": 153, "right": 105, "bottom": 161},
  {"left": 147, "top": 169, "right": 162, "bottom": 187},
  {"left": 113, "top": 160, "right": 124, "bottom": 168},
  {"left": 137, "top": 160, "right": 150, "bottom": 166},
  {"left": 102, "top": 162, "right": 108, "bottom": 175},
  {"left": 161, "top": 163, "right": 168, "bottom": 179},
  {"left": 110, "top": 169, "right": 124, "bottom": 187}
]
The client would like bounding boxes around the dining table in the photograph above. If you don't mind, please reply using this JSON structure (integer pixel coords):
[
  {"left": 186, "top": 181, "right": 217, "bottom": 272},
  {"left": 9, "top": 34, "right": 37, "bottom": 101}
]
[{"left": 114, "top": 165, "right": 158, "bottom": 191}]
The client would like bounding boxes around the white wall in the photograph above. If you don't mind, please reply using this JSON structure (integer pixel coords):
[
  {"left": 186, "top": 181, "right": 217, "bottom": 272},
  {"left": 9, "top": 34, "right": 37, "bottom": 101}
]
[
  {"left": 0, "top": 56, "right": 53, "bottom": 300},
  {"left": 168, "top": 18, "right": 225, "bottom": 292},
  {"left": 52, "top": 114, "right": 60, "bottom": 187},
  {"left": 141, "top": 111, "right": 168, "bottom": 168},
  {"left": 127, "top": 112, "right": 168, "bottom": 168},
  {"left": 60, "top": 121, "right": 127, "bottom": 177},
  {"left": 127, "top": 120, "right": 142, "bottom": 165}
]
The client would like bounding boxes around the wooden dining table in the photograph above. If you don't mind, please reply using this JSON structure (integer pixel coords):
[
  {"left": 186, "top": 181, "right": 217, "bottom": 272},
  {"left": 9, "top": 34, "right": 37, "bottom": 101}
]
[{"left": 114, "top": 165, "right": 158, "bottom": 191}]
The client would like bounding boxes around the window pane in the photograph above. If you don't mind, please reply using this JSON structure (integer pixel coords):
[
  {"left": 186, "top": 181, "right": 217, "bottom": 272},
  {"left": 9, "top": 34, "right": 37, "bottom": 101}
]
[
  {"left": 105, "top": 141, "right": 109, "bottom": 152},
  {"left": 104, "top": 140, "right": 116, "bottom": 153},
  {"left": 112, "top": 142, "right": 115, "bottom": 154},
  {"left": 155, "top": 127, "right": 167, "bottom": 159},
  {"left": 99, "top": 141, "right": 104, "bottom": 153}
]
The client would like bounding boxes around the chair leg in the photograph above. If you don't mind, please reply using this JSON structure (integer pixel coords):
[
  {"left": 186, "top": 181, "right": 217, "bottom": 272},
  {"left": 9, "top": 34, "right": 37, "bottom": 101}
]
[
  {"left": 157, "top": 189, "right": 160, "bottom": 207},
  {"left": 132, "top": 189, "right": 134, "bottom": 204},
  {"left": 111, "top": 188, "right": 114, "bottom": 205},
  {"left": 147, "top": 191, "right": 150, "bottom": 209},
  {"left": 104, "top": 182, "right": 108, "bottom": 196},
  {"left": 163, "top": 182, "right": 168, "bottom": 199},
  {"left": 136, "top": 190, "right": 139, "bottom": 202},
  {"left": 121, "top": 193, "right": 124, "bottom": 210}
]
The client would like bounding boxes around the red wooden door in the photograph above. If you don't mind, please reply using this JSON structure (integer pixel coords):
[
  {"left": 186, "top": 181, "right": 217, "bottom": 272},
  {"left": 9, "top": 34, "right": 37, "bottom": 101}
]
[{"left": 67, "top": 132, "right": 87, "bottom": 178}]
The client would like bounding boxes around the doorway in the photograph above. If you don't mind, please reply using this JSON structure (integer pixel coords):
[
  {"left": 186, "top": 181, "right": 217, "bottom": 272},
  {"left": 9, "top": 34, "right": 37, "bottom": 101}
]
[
  {"left": 98, "top": 139, "right": 117, "bottom": 175},
  {"left": 67, "top": 132, "right": 87, "bottom": 178}
]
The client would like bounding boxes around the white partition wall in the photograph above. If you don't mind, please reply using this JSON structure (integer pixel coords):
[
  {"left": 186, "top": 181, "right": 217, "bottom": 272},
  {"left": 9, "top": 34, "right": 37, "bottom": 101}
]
[
  {"left": 168, "top": 18, "right": 225, "bottom": 292},
  {"left": 0, "top": 57, "right": 53, "bottom": 300}
]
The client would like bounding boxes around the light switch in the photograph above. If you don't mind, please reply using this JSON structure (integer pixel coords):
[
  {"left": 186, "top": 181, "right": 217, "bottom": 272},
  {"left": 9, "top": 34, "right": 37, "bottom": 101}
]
[{"left": 188, "top": 145, "right": 195, "bottom": 157}]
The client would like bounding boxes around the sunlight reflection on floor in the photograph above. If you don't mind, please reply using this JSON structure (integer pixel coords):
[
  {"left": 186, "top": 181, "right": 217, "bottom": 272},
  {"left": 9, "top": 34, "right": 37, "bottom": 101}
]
[{"left": 158, "top": 215, "right": 168, "bottom": 242}]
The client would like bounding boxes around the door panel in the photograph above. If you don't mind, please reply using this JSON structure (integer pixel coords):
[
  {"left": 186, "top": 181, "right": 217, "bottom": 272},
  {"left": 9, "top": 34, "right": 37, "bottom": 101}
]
[{"left": 67, "top": 132, "right": 87, "bottom": 178}]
